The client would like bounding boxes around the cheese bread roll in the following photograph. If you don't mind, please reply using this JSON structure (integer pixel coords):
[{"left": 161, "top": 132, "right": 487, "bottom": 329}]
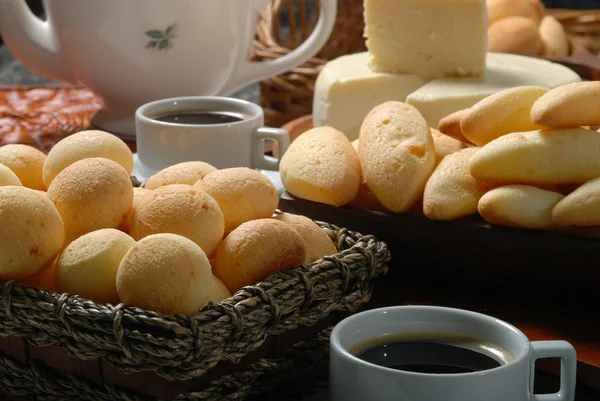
[
  {"left": 487, "top": 16, "right": 542, "bottom": 56},
  {"left": 280, "top": 127, "right": 361, "bottom": 207},
  {"left": 0, "top": 145, "right": 46, "bottom": 190},
  {"left": 539, "top": 15, "right": 570, "bottom": 58},
  {"left": 0, "top": 163, "right": 22, "bottom": 186},
  {"left": 144, "top": 161, "right": 217, "bottom": 190},
  {"left": 438, "top": 108, "right": 471, "bottom": 144},
  {"left": 359, "top": 101, "right": 435, "bottom": 213},
  {"left": 43, "top": 130, "right": 133, "bottom": 187}
]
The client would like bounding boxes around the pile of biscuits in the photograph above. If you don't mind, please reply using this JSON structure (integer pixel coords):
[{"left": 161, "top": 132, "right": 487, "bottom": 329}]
[
  {"left": 0, "top": 131, "right": 337, "bottom": 316},
  {"left": 486, "top": 0, "right": 570, "bottom": 58},
  {"left": 280, "top": 81, "right": 600, "bottom": 232}
]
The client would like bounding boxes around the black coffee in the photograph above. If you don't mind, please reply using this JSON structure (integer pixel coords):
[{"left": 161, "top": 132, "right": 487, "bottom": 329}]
[
  {"left": 351, "top": 333, "right": 511, "bottom": 374},
  {"left": 153, "top": 110, "right": 247, "bottom": 125}
]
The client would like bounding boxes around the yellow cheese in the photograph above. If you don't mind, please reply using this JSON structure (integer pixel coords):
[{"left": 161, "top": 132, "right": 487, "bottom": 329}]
[
  {"left": 406, "top": 53, "right": 582, "bottom": 128},
  {"left": 313, "top": 52, "right": 425, "bottom": 141},
  {"left": 365, "top": 0, "right": 487, "bottom": 81}
]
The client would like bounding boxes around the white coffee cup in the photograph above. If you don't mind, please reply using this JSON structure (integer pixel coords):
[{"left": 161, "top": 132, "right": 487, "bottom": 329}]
[
  {"left": 0, "top": 0, "right": 337, "bottom": 136},
  {"left": 135, "top": 96, "right": 289, "bottom": 173},
  {"left": 330, "top": 306, "right": 577, "bottom": 401}
]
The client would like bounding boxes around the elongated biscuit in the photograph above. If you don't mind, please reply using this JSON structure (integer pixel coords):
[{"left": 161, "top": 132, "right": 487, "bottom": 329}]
[
  {"left": 438, "top": 108, "right": 471, "bottom": 144},
  {"left": 460, "top": 86, "right": 548, "bottom": 146},
  {"left": 469, "top": 128, "right": 600, "bottom": 184},
  {"left": 531, "top": 82, "right": 600, "bottom": 128},
  {"left": 431, "top": 128, "right": 467, "bottom": 165},
  {"left": 359, "top": 101, "right": 435, "bottom": 213},
  {"left": 552, "top": 177, "right": 600, "bottom": 227},
  {"left": 423, "top": 147, "right": 496, "bottom": 221},
  {"left": 478, "top": 185, "right": 564, "bottom": 229}
]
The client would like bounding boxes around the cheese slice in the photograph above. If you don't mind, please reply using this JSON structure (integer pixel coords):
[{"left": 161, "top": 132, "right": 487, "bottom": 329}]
[
  {"left": 313, "top": 52, "right": 425, "bottom": 141},
  {"left": 406, "top": 52, "right": 582, "bottom": 128},
  {"left": 365, "top": 0, "right": 487, "bottom": 81}
]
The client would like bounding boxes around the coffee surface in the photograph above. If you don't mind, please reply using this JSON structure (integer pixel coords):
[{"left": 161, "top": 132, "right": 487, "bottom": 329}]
[
  {"left": 350, "top": 333, "right": 512, "bottom": 374},
  {"left": 153, "top": 110, "right": 247, "bottom": 125}
]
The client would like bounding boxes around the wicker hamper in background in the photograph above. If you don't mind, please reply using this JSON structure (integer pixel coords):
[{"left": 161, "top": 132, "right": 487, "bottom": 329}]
[
  {"left": 253, "top": 0, "right": 366, "bottom": 128},
  {"left": 253, "top": 2, "right": 600, "bottom": 128}
]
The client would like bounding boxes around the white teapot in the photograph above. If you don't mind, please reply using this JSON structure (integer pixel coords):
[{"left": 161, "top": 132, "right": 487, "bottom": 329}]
[{"left": 0, "top": 0, "right": 336, "bottom": 136}]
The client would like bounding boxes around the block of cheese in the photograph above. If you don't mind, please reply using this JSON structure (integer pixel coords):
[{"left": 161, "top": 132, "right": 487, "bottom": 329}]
[
  {"left": 406, "top": 52, "right": 581, "bottom": 128},
  {"left": 364, "top": 0, "right": 487, "bottom": 81},
  {"left": 313, "top": 52, "right": 425, "bottom": 141}
]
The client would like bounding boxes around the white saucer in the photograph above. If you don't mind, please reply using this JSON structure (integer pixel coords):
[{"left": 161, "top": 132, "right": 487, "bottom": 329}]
[{"left": 132, "top": 154, "right": 285, "bottom": 195}]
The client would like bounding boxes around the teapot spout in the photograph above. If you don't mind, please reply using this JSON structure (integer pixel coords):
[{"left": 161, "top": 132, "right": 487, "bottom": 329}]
[{"left": 0, "top": 0, "right": 76, "bottom": 84}]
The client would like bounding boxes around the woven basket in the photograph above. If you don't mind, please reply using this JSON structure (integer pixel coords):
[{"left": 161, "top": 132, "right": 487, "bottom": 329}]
[
  {"left": 254, "top": 3, "right": 600, "bottom": 128},
  {"left": 549, "top": 9, "right": 600, "bottom": 55},
  {"left": 253, "top": 0, "right": 366, "bottom": 128},
  {"left": 0, "top": 197, "right": 391, "bottom": 400}
]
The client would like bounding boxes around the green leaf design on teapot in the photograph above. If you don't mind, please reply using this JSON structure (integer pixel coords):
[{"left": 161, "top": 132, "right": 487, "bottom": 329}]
[{"left": 145, "top": 24, "right": 175, "bottom": 51}]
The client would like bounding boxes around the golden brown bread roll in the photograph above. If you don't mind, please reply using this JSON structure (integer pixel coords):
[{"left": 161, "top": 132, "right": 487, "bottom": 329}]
[
  {"left": 552, "top": 177, "right": 600, "bottom": 227},
  {"left": 431, "top": 128, "right": 467, "bottom": 165},
  {"left": 144, "top": 161, "right": 218, "bottom": 190},
  {"left": 469, "top": 128, "right": 600, "bottom": 184},
  {"left": 129, "top": 184, "right": 224, "bottom": 256},
  {"left": 0, "top": 163, "right": 22, "bottom": 186},
  {"left": 359, "top": 101, "right": 435, "bottom": 213},
  {"left": 0, "top": 144, "right": 46, "bottom": 190},
  {"left": 0, "top": 187, "right": 65, "bottom": 280},
  {"left": 423, "top": 147, "right": 497, "bottom": 220},
  {"left": 47, "top": 158, "right": 134, "bottom": 245},
  {"left": 478, "top": 185, "right": 564, "bottom": 229},
  {"left": 117, "top": 233, "right": 213, "bottom": 315},
  {"left": 539, "top": 15, "right": 570, "bottom": 58},
  {"left": 460, "top": 86, "right": 548, "bottom": 146},
  {"left": 273, "top": 213, "right": 338, "bottom": 264},
  {"left": 212, "top": 219, "right": 306, "bottom": 293},
  {"left": 488, "top": 16, "right": 542, "bottom": 56},
  {"left": 55, "top": 229, "right": 136, "bottom": 304},
  {"left": 43, "top": 130, "right": 133, "bottom": 187},
  {"left": 437, "top": 108, "right": 472, "bottom": 144},
  {"left": 194, "top": 168, "right": 278, "bottom": 235},
  {"left": 122, "top": 187, "right": 154, "bottom": 233},
  {"left": 19, "top": 258, "right": 57, "bottom": 292},
  {"left": 530, "top": 82, "right": 600, "bottom": 128},
  {"left": 280, "top": 127, "right": 361, "bottom": 207},
  {"left": 486, "top": 0, "right": 545, "bottom": 26},
  {"left": 206, "top": 275, "right": 232, "bottom": 304}
]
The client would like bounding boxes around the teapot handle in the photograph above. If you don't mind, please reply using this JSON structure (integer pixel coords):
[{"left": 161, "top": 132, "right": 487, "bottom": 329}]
[
  {"left": 0, "top": 0, "right": 77, "bottom": 84},
  {"left": 220, "top": 0, "right": 337, "bottom": 96}
]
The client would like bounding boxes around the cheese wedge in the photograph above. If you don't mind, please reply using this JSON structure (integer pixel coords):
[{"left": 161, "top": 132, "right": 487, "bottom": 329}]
[
  {"left": 406, "top": 52, "right": 581, "bottom": 128},
  {"left": 313, "top": 52, "right": 425, "bottom": 141},
  {"left": 365, "top": 0, "right": 487, "bottom": 81}
]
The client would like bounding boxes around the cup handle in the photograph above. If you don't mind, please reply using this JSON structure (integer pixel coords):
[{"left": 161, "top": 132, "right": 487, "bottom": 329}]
[
  {"left": 529, "top": 341, "right": 577, "bottom": 401},
  {"left": 252, "top": 127, "right": 290, "bottom": 171},
  {"left": 219, "top": 0, "right": 337, "bottom": 96}
]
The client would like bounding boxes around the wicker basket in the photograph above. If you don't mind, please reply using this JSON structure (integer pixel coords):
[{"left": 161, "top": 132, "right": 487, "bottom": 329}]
[
  {"left": 254, "top": 3, "right": 600, "bottom": 128},
  {"left": 0, "top": 199, "right": 391, "bottom": 400},
  {"left": 253, "top": 0, "right": 366, "bottom": 128},
  {"left": 549, "top": 9, "right": 600, "bottom": 55}
]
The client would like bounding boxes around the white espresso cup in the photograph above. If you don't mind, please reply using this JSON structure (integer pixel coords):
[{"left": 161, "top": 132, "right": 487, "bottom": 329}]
[
  {"left": 330, "top": 306, "right": 577, "bottom": 401},
  {"left": 135, "top": 96, "right": 289, "bottom": 173}
]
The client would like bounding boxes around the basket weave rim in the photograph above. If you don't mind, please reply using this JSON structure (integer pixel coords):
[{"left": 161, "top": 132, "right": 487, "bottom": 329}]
[{"left": 1, "top": 211, "right": 391, "bottom": 382}]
